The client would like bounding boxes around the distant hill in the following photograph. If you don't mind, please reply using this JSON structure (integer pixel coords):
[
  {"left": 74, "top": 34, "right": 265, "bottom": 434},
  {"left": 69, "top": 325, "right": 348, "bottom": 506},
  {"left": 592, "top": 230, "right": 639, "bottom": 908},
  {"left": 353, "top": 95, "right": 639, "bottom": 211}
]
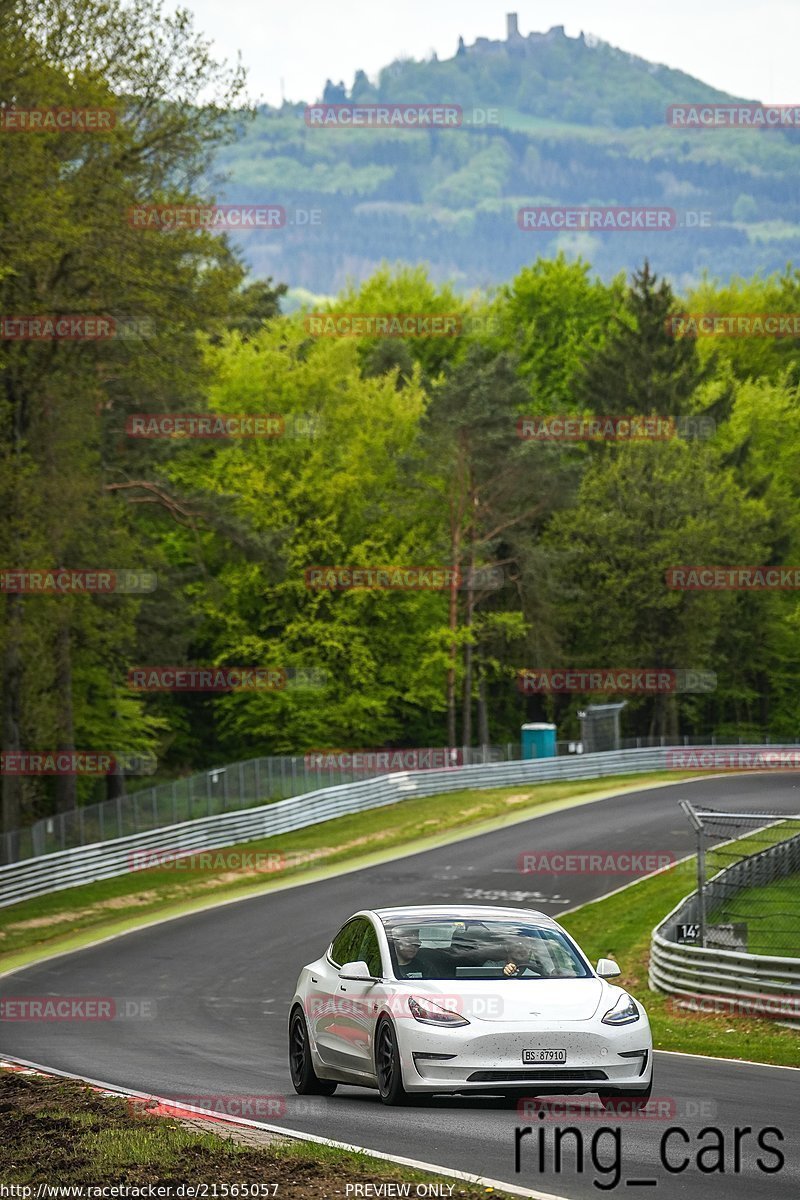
[{"left": 213, "top": 16, "right": 800, "bottom": 293}]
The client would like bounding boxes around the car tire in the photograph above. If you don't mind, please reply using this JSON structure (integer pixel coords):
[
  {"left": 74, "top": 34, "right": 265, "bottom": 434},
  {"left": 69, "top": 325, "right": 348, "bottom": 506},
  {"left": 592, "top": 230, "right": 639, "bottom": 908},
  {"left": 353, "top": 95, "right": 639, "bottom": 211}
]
[
  {"left": 289, "top": 1008, "right": 338, "bottom": 1096},
  {"left": 599, "top": 1078, "right": 653, "bottom": 1112},
  {"left": 375, "top": 1018, "right": 410, "bottom": 1106}
]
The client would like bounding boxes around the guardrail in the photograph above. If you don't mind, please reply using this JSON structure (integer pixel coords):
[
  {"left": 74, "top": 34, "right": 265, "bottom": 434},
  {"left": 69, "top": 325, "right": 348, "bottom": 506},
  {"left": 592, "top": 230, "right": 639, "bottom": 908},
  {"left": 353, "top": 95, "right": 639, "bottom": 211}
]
[
  {"left": 6, "top": 733, "right": 781, "bottom": 865},
  {"left": 1, "top": 745, "right": 518, "bottom": 865},
  {"left": 0, "top": 745, "right": 679, "bottom": 907},
  {"left": 649, "top": 831, "right": 800, "bottom": 1022}
]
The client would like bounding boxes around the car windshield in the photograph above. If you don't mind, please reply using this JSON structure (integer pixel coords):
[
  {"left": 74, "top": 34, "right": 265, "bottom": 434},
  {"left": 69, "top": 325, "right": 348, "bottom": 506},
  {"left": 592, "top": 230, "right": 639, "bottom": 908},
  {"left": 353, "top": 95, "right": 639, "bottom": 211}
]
[{"left": 383, "top": 917, "right": 592, "bottom": 980}]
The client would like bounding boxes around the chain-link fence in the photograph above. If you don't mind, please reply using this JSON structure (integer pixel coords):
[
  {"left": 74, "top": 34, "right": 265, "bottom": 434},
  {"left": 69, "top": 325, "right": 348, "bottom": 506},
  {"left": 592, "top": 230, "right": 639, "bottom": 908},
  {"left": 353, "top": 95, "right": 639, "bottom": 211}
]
[
  {"left": 3, "top": 732, "right": 794, "bottom": 866},
  {"left": 0, "top": 745, "right": 517, "bottom": 865},
  {"left": 677, "top": 801, "right": 800, "bottom": 956}
]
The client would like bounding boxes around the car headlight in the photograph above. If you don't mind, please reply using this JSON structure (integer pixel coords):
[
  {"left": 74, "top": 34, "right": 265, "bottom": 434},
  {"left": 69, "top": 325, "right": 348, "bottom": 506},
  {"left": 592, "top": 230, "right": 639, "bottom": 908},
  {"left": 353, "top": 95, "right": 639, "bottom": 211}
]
[
  {"left": 407, "top": 996, "right": 470, "bottom": 1027},
  {"left": 601, "top": 992, "right": 640, "bottom": 1026}
]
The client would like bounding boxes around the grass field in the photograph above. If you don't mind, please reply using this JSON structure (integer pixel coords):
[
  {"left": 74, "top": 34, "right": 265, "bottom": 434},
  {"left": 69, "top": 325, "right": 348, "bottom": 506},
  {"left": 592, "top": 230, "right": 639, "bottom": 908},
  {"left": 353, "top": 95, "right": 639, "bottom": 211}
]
[
  {"left": 560, "top": 828, "right": 800, "bottom": 1067},
  {"left": 707, "top": 870, "right": 800, "bottom": 957}
]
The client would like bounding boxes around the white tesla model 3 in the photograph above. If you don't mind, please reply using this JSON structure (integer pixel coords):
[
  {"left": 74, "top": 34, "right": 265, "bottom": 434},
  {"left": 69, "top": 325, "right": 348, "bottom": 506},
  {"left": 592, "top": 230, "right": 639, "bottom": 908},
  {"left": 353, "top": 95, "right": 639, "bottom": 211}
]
[{"left": 289, "top": 905, "right": 653, "bottom": 1106}]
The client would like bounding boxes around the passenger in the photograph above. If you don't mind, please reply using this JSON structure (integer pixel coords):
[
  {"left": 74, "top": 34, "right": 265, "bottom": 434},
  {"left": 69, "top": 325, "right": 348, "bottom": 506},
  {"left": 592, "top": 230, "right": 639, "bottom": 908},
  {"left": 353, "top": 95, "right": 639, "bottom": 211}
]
[{"left": 391, "top": 927, "right": 438, "bottom": 978}]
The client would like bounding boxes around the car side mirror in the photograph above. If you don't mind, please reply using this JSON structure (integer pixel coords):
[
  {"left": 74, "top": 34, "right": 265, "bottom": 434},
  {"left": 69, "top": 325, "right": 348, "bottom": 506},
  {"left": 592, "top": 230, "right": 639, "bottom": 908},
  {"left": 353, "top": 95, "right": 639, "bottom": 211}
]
[
  {"left": 338, "top": 960, "right": 375, "bottom": 981},
  {"left": 596, "top": 957, "right": 622, "bottom": 978}
]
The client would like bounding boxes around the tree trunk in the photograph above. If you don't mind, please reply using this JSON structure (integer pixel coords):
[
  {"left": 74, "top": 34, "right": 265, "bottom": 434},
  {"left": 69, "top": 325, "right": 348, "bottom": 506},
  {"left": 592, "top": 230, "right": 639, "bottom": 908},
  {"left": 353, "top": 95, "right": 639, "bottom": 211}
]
[
  {"left": 461, "top": 549, "right": 476, "bottom": 749},
  {"left": 1, "top": 594, "right": 23, "bottom": 851},
  {"left": 477, "top": 669, "right": 490, "bottom": 748},
  {"left": 54, "top": 611, "right": 78, "bottom": 812},
  {"left": 446, "top": 523, "right": 461, "bottom": 748}
]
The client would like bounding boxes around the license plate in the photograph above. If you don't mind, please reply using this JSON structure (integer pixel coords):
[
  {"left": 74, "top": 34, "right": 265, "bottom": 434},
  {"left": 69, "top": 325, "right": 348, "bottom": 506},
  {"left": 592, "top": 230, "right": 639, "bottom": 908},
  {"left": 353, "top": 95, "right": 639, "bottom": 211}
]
[{"left": 522, "top": 1048, "right": 566, "bottom": 1064}]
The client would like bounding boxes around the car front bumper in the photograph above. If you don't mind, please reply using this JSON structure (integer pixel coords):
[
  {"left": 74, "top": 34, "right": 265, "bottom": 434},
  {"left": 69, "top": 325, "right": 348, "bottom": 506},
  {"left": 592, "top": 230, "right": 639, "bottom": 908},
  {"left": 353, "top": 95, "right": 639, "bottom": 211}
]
[{"left": 395, "top": 1017, "right": 652, "bottom": 1094}]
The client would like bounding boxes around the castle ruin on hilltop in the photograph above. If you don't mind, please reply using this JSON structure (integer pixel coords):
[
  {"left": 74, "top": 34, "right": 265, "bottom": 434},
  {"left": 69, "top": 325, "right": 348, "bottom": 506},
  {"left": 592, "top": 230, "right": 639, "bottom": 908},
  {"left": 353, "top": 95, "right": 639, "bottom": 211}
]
[{"left": 460, "top": 13, "right": 584, "bottom": 55}]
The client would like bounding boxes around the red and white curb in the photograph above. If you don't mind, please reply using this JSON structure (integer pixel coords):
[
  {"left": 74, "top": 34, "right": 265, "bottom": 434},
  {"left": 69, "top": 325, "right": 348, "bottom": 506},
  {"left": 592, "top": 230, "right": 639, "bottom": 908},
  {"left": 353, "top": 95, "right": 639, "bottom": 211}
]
[{"left": 0, "top": 1054, "right": 569, "bottom": 1200}]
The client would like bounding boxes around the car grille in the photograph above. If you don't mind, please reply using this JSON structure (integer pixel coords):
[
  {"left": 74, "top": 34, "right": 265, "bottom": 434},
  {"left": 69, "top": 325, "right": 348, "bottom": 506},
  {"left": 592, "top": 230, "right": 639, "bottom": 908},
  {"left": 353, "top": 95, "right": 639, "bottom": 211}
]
[{"left": 467, "top": 1069, "right": 608, "bottom": 1083}]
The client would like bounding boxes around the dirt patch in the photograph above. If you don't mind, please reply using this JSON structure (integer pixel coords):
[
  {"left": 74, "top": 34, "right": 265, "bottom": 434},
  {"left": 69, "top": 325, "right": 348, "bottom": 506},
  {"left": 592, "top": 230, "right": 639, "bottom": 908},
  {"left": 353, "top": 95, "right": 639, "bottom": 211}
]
[
  {"left": 0, "top": 1071, "right": 494, "bottom": 1197},
  {"left": 5, "top": 892, "right": 162, "bottom": 931}
]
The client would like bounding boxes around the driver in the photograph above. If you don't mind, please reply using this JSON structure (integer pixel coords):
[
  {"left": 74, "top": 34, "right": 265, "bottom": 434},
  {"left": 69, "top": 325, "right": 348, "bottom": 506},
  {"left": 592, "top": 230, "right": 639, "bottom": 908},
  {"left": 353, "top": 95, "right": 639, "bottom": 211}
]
[{"left": 498, "top": 934, "right": 550, "bottom": 977}]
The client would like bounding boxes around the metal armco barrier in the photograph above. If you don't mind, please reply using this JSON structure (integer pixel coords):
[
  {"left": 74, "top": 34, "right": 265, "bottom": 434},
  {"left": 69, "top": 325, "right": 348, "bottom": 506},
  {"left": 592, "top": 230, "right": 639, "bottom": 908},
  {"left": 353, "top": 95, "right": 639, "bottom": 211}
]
[
  {"left": 2, "top": 743, "right": 799, "bottom": 909},
  {"left": 2, "top": 746, "right": 672, "bottom": 907},
  {"left": 650, "top": 830, "right": 800, "bottom": 1022}
]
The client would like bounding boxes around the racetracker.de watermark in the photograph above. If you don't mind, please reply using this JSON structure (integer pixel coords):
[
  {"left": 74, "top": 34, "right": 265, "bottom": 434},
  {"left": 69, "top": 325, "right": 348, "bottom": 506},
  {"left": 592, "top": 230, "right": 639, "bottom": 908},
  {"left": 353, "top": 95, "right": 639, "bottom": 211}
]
[
  {"left": 0, "top": 996, "right": 156, "bottom": 1020},
  {"left": 517, "top": 1096, "right": 718, "bottom": 1121},
  {"left": 127, "top": 414, "right": 285, "bottom": 438},
  {"left": 127, "top": 667, "right": 288, "bottom": 691},
  {"left": 518, "top": 851, "right": 676, "bottom": 875},
  {"left": 666, "top": 748, "right": 800, "bottom": 772},
  {"left": 0, "top": 569, "right": 156, "bottom": 594},
  {"left": 517, "top": 415, "right": 678, "bottom": 441},
  {"left": 667, "top": 103, "right": 800, "bottom": 128},
  {"left": 668, "top": 994, "right": 800, "bottom": 1019},
  {"left": 304, "top": 313, "right": 461, "bottom": 337},
  {"left": 517, "top": 669, "right": 717, "bottom": 694},
  {"left": 0, "top": 107, "right": 116, "bottom": 131},
  {"left": 667, "top": 314, "right": 800, "bottom": 338},
  {"left": 128, "top": 848, "right": 326, "bottom": 872},
  {"left": 128, "top": 1094, "right": 287, "bottom": 1120},
  {"left": 304, "top": 103, "right": 466, "bottom": 128},
  {"left": 304, "top": 566, "right": 502, "bottom": 591},
  {"left": 306, "top": 992, "right": 504, "bottom": 1020},
  {"left": 127, "top": 205, "right": 290, "bottom": 231},
  {"left": 666, "top": 566, "right": 800, "bottom": 590},
  {"left": 0, "top": 751, "right": 157, "bottom": 775},
  {"left": 0, "top": 315, "right": 132, "bottom": 340},
  {"left": 304, "top": 748, "right": 464, "bottom": 771},
  {"left": 517, "top": 207, "right": 711, "bottom": 231}
]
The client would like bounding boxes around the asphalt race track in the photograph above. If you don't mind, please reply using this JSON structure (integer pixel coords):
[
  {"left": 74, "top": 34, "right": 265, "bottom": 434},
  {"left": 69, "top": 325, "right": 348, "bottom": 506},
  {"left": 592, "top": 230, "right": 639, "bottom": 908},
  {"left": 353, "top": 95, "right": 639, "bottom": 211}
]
[{"left": 2, "top": 774, "right": 799, "bottom": 1199}]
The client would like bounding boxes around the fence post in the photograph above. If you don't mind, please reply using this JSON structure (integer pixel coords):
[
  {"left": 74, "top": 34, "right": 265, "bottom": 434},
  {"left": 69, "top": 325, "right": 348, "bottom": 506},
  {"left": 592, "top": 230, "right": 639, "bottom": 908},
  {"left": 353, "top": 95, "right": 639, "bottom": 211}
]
[{"left": 172, "top": 781, "right": 178, "bottom": 825}]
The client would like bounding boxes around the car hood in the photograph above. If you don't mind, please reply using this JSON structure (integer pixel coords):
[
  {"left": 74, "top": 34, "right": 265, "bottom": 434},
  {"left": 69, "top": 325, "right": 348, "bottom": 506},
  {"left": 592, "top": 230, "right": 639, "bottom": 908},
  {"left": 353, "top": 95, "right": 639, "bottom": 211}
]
[{"left": 406, "top": 978, "right": 605, "bottom": 1023}]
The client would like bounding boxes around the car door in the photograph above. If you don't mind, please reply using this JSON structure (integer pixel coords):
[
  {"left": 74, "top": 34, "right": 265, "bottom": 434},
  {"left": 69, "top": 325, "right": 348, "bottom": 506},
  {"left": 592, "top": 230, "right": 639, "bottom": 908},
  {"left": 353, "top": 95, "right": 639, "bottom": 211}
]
[
  {"left": 311, "top": 917, "right": 375, "bottom": 1074},
  {"left": 341, "top": 918, "right": 385, "bottom": 1075}
]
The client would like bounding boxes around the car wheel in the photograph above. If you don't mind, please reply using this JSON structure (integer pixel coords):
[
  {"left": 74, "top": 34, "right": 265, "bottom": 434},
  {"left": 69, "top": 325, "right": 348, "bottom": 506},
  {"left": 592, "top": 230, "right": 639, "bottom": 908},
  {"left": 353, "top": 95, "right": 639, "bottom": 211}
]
[
  {"left": 375, "top": 1019, "right": 409, "bottom": 1106},
  {"left": 599, "top": 1079, "right": 653, "bottom": 1112},
  {"left": 289, "top": 1008, "right": 337, "bottom": 1096}
]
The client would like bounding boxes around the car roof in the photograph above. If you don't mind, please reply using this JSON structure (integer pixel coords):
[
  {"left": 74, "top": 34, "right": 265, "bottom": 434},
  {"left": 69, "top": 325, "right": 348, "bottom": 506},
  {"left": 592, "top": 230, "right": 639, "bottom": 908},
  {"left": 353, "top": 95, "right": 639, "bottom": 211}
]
[{"left": 371, "top": 904, "right": 558, "bottom": 926}]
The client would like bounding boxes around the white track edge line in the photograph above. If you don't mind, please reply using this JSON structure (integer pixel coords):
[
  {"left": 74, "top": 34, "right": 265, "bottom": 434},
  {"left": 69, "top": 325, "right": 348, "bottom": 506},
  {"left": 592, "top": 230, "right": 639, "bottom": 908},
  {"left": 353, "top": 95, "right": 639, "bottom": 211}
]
[{"left": 0, "top": 1054, "right": 571, "bottom": 1200}]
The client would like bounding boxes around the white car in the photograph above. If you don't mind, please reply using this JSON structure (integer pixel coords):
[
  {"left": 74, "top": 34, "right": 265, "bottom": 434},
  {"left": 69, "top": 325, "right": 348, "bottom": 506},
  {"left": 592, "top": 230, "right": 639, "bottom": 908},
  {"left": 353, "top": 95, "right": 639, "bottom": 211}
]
[{"left": 288, "top": 904, "right": 653, "bottom": 1106}]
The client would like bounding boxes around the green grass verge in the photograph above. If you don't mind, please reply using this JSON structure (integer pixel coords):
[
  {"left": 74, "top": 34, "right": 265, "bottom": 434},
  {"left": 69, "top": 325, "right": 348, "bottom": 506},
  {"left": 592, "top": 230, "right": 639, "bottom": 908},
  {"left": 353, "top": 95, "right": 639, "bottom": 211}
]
[
  {"left": 0, "top": 1070, "right": 511, "bottom": 1191},
  {"left": 708, "top": 870, "right": 800, "bottom": 957},
  {"left": 559, "top": 827, "right": 800, "bottom": 1068},
  {"left": 0, "top": 772, "right": 690, "bottom": 970}
]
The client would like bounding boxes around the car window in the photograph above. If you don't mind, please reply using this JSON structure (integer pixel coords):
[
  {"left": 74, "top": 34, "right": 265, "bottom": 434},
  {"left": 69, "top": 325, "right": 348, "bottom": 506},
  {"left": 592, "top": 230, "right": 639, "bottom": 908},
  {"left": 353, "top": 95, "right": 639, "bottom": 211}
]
[
  {"left": 383, "top": 917, "right": 591, "bottom": 979},
  {"left": 356, "top": 921, "right": 384, "bottom": 977},
  {"left": 329, "top": 917, "right": 368, "bottom": 967}
]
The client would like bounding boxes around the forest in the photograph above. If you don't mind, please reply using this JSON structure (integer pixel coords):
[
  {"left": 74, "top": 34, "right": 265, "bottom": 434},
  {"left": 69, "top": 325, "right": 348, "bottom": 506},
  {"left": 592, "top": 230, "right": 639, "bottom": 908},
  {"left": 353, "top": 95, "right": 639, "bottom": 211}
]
[{"left": 2, "top": 1, "right": 800, "bottom": 835}]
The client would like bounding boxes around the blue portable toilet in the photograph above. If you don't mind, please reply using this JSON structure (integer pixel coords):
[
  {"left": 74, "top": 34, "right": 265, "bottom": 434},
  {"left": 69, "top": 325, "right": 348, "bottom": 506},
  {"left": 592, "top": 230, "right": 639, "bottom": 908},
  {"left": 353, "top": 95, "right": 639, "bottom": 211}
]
[{"left": 521, "top": 722, "right": 557, "bottom": 759}]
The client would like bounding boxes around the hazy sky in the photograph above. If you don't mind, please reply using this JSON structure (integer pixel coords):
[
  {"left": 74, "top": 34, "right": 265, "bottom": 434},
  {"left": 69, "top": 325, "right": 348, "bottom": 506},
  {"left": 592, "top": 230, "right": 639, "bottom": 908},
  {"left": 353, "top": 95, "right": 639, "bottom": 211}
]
[{"left": 182, "top": 0, "right": 796, "bottom": 108}]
